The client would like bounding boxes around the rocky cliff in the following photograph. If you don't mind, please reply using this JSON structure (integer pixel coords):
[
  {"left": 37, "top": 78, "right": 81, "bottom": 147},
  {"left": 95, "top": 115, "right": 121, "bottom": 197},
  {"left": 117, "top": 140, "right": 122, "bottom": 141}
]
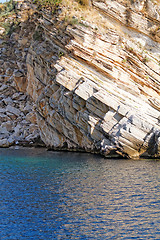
[
  {"left": 0, "top": 0, "right": 42, "bottom": 147},
  {"left": 1, "top": 0, "right": 160, "bottom": 158}
]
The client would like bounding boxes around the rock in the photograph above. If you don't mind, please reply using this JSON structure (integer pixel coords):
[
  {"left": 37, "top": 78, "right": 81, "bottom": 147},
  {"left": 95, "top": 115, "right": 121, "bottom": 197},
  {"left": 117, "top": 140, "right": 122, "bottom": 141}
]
[
  {"left": 0, "top": 27, "right": 5, "bottom": 35},
  {"left": 12, "top": 92, "right": 21, "bottom": 99},
  {"left": 0, "top": 113, "right": 10, "bottom": 122},
  {"left": 28, "top": 1, "right": 160, "bottom": 158},
  {"left": 13, "top": 69, "right": 25, "bottom": 78},
  {"left": 8, "top": 136, "right": 15, "bottom": 145},
  {"left": 148, "top": 98, "right": 160, "bottom": 111},
  {"left": 13, "top": 124, "right": 21, "bottom": 137},
  {"left": 0, "top": 139, "right": 9, "bottom": 147},
  {"left": 3, "top": 97, "right": 13, "bottom": 105},
  {"left": 19, "top": 95, "right": 27, "bottom": 101},
  {"left": 1, "top": 121, "right": 14, "bottom": 132},
  {"left": 0, "top": 108, "right": 6, "bottom": 113},
  {"left": 5, "top": 68, "right": 13, "bottom": 76},
  {"left": 26, "top": 112, "right": 37, "bottom": 123},
  {"left": 24, "top": 103, "right": 32, "bottom": 113},
  {"left": 14, "top": 75, "right": 27, "bottom": 92},
  {"left": 6, "top": 112, "right": 17, "bottom": 121},
  {"left": 146, "top": 0, "right": 159, "bottom": 20},
  {"left": 0, "top": 125, "right": 9, "bottom": 133},
  {"left": 0, "top": 84, "right": 8, "bottom": 91},
  {"left": 6, "top": 105, "right": 21, "bottom": 116}
]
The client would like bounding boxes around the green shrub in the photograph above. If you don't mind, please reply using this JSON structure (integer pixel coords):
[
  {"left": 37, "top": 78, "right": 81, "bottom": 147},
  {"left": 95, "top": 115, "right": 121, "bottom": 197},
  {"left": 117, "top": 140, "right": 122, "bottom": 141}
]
[
  {"left": 0, "top": 0, "right": 17, "bottom": 36},
  {"left": 1, "top": 22, "right": 11, "bottom": 35},
  {"left": 0, "top": 0, "right": 15, "bottom": 18},
  {"left": 35, "top": 0, "right": 62, "bottom": 9},
  {"left": 33, "top": 29, "right": 43, "bottom": 41}
]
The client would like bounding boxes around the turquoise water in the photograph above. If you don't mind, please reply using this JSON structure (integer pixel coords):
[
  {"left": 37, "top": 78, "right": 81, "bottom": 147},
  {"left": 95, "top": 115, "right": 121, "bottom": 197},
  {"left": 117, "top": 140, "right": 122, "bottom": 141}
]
[{"left": 0, "top": 148, "right": 159, "bottom": 239}]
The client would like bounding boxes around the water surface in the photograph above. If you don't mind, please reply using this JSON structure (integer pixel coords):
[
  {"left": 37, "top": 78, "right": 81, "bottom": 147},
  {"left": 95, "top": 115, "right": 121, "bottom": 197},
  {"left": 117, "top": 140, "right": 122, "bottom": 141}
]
[{"left": 0, "top": 148, "right": 159, "bottom": 239}]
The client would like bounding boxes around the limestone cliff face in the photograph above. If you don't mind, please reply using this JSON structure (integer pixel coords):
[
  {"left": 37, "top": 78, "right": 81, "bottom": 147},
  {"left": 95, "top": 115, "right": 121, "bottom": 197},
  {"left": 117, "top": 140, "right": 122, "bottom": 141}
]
[
  {"left": 2, "top": 0, "right": 160, "bottom": 158},
  {"left": 24, "top": 0, "right": 160, "bottom": 158}
]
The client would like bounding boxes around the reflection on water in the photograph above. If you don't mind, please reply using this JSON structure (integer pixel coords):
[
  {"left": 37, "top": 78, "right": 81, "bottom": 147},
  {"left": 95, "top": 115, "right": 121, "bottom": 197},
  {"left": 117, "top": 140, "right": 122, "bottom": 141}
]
[{"left": 0, "top": 148, "right": 159, "bottom": 239}]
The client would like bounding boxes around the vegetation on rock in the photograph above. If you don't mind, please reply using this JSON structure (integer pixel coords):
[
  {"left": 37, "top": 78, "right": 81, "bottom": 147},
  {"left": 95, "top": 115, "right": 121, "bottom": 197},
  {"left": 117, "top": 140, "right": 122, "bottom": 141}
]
[
  {"left": 0, "top": 0, "right": 15, "bottom": 18},
  {"left": 0, "top": 0, "right": 17, "bottom": 36}
]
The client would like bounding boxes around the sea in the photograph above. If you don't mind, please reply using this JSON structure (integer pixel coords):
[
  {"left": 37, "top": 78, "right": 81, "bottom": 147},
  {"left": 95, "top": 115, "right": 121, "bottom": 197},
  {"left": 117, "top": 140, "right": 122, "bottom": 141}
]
[{"left": 0, "top": 148, "right": 159, "bottom": 239}]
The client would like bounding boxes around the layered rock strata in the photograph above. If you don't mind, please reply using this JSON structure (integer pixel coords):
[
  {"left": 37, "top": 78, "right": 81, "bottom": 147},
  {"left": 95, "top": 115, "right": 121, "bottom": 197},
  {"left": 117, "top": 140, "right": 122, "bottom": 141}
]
[
  {"left": 1, "top": 0, "right": 160, "bottom": 158},
  {"left": 25, "top": 0, "right": 160, "bottom": 158}
]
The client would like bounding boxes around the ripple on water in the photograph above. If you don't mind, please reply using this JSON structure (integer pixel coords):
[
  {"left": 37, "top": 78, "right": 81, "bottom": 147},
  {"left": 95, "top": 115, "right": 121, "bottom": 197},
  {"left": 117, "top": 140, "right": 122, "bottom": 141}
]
[{"left": 0, "top": 148, "right": 159, "bottom": 239}]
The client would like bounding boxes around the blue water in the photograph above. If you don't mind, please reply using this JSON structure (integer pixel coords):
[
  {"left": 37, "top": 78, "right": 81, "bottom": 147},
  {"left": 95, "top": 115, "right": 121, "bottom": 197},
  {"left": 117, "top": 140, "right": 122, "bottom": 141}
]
[{"left": 0, "top": 148, "right": 159, "bottom": 239}]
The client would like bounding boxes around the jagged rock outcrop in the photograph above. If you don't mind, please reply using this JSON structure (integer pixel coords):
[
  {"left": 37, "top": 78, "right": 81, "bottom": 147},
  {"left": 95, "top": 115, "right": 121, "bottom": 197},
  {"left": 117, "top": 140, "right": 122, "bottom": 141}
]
[
  {"left": 1, "top": 0, "right": 160, "bottom": 158},
  {"left": 0, "top": 2, "right": 43, "bottom": 147}
]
